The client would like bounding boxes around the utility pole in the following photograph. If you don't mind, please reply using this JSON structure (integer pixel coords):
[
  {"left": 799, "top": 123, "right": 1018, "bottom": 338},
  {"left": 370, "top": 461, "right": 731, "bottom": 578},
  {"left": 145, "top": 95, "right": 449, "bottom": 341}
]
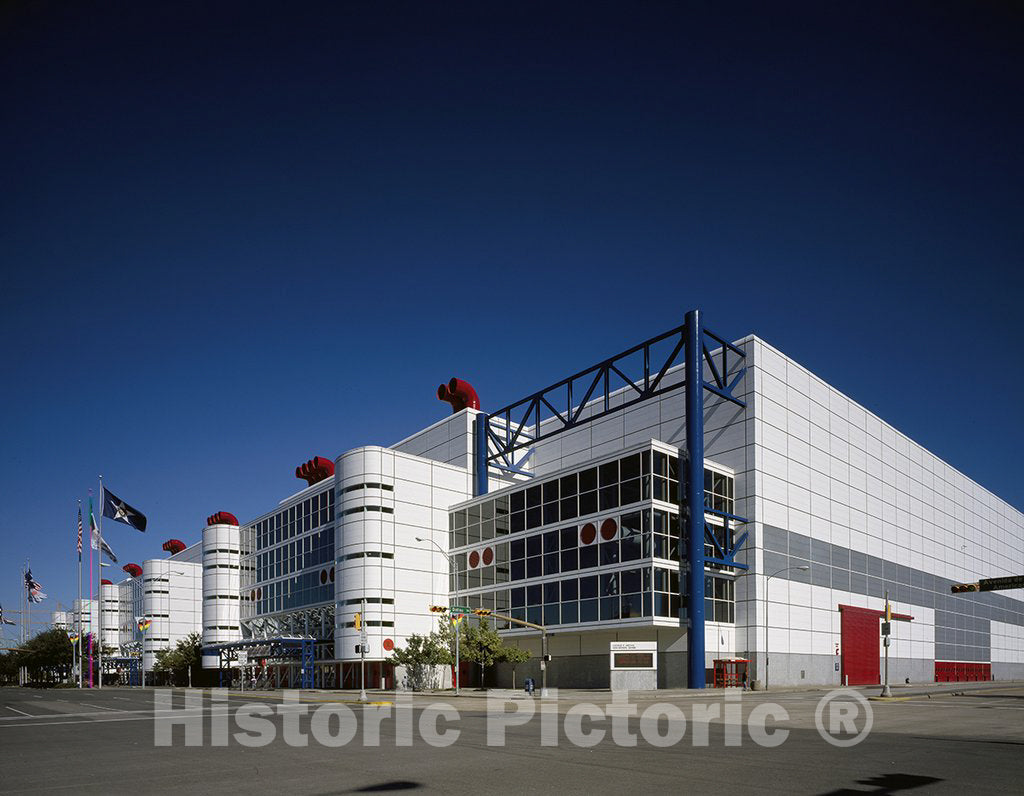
[{"left": 880, "top": 591, "right": 892, "bottom": 697}]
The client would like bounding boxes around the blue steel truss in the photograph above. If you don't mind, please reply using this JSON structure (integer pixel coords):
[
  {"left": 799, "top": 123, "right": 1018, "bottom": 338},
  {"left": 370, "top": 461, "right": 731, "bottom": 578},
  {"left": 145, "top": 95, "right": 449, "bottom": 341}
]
[
  {"left": 205, "top": 637, "right": 315, "bottom": 689},
  {"left": 480, "top": 319, "right": 746, "bottom": 475},
  {"left": 474, "top": 309, "right": 748, "bottom": 689}
]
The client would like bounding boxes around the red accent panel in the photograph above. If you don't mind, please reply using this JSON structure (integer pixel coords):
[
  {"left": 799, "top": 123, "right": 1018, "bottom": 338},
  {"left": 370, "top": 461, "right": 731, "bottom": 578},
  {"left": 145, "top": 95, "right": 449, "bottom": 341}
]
[
  {"left": 936, "top": 661, "right": 992, "bottom": 683},
  {"left": 469, "top": 550, "right": 480, "bottom": 569},
  {"left": 207, "top": 511, "right": 239, "bottom": 526},
  {"left": 438, "top": 378, "right": 481, "bottom": 413},
  {"left": 600, "top": 518, "right": 618, "bottom": 541},
  {"left": 580, "top": 522, "right": 597, "bottom": 546},
  {"left": 840, "top": 605, "right": 880, "bottom": 686},
  {"left": 837, "top": 604, "right": 913, "bottom": 621},
  {"left": 123, "top": 563, "right": 143, "bottom": 577},
  {"left": 482, "top": 547, "right": 494, "bottom": 566},
  {"left": 296, "top": 456, "right": 335, "bottom": 486},
  {"left": 101, "top": 579, "right": 112, "bottom": 586},
  {"left": 383, "top": 638, "right": 395, "bottom": 652},
  {"left": 162, "top": 538, "right": 186, "bottom": 554}
]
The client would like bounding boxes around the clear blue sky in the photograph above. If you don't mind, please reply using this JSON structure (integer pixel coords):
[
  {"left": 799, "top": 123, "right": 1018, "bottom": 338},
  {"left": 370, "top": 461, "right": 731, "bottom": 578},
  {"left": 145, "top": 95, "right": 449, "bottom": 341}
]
[{"left": 1, "top": 2, "right": 1021, "bottom": 627}]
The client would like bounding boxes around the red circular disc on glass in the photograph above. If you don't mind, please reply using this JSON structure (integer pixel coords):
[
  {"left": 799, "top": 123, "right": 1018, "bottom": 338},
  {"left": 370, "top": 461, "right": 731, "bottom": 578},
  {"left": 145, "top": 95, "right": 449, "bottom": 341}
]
[
  {"left": 482, "top": 547, "right": 494, "bottom": 566},
  {"left": 250, "top": 590, "right": 256, "bottom": 601},
  {"left": 320, "top": 569, "right": 328, "bottom": 585},
  {"left": 383, "top": 638, "right": 394, "bottom": 651},
  {"left": 329, "top": 567, "right": 335, "bottom": 582},
  {"left": 600, "top": 518, "right": 618, "bottom": 541},
  {"left": 469, "top": 550, "right": 480, "bottom": 568},
  {"left": 580, "top": 522, "right": 597, "bottom": 545}
]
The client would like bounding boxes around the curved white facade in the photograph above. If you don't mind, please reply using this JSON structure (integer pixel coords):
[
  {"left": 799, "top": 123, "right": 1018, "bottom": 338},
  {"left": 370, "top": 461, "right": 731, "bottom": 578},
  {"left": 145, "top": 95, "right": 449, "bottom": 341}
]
[
  {"left": 334, "top": 445, "right": 471, "bottom": 665},
  {"left": 141, "top": 559, "right": 201, "bottom": 670},
  {"left": 202, "top": 521, "right": 242, "bottom": 667},
  {"left": 100, "top": 583, "right": 119, "bottom": 649}
]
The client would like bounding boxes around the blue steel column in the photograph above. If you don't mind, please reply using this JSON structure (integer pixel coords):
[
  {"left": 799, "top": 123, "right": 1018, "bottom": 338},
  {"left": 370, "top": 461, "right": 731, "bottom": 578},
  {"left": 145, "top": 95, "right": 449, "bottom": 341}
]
[
  {"left": 474, "top": 412, "right": 490, "bottom": 497},
  {"left": 684, "top": 309, "right": 706, "bottom": 689}
]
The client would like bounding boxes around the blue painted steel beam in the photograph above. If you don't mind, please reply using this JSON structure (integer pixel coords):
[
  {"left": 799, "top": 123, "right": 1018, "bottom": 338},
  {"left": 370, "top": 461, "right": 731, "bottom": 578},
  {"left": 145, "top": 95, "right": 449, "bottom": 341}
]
[
  {"left": 684, "top": 309, "right": 706, "bottom": 690},
  {"left": 475, "top": 412, "right": 490, "bottom": 496}
]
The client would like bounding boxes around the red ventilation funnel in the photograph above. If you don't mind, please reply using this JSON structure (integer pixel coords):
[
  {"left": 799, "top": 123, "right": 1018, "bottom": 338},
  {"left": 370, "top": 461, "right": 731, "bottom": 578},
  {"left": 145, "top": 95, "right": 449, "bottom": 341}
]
[
  {"left": 206, "top": 511, "right": 239, "bottom": 526},
  {"left": 101, "top": 579, "right": 112, "bottom": 586},
  {"left": 123, "top": 563, "right": 142, "bottom": 577},
  {"left": 162, "top": 539, "right": 186, "bottom": 555},
  {"left": 296, "top": 456, "right": 334, "bottom": 486},
  {"left": 438, "top": 377, "right": 480, "bottom": 413}
]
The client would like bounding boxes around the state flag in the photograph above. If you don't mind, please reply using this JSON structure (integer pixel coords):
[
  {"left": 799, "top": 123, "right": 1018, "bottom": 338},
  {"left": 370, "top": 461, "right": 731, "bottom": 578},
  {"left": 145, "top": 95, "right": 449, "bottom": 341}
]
[{"left": 102, "top": 487, "right": 147, "bottom": 532}]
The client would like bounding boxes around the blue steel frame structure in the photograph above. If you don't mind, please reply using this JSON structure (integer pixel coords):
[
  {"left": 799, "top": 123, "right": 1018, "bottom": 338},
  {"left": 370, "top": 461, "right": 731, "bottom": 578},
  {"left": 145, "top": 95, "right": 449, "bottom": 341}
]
[
  {"left": 205, "top": 637, "right": 315, "bottom": 688},
  {"left": 474, "top": 309, "right": 747, "bottom": 688}
]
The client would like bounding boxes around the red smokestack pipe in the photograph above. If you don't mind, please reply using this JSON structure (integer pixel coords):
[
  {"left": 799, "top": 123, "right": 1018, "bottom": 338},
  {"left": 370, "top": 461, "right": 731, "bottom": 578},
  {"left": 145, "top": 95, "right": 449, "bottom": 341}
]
[
  {"left": 438, "top": 377, "right": 480, "bottom": 413},
  {"left": 296, "top": 456, "right": 335, "bottom": 486},
  {"left": 123, "top": 563, "right": 143, "bottom": 577},
  {"left": 207, "top": 511, "right": 239, "bottom": 526}
]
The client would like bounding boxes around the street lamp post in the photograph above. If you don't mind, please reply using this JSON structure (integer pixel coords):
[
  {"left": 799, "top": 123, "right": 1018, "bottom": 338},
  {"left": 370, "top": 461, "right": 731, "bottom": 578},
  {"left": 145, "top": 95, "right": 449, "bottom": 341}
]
[
  {"left": 764, "top": 565, "right": 809, "bottom": 690},
  {"left": 415, "top": 537, "right": 459, "bottom": 695}
]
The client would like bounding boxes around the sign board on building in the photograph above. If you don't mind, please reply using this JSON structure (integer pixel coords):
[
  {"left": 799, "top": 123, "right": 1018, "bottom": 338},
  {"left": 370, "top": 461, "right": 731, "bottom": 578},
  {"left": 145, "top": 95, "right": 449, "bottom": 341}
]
[
  {"left": 609, "top": 641, "right": 658, "bottom": 670},
  {"left": 237, "top": 650, "right": 248, "bottom": 666}
]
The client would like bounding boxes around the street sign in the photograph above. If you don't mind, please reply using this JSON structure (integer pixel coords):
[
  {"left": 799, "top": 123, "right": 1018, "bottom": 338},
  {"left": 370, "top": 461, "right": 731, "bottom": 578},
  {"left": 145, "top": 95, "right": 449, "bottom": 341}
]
[
  {"left": 881, "top": 622, "right": 891, "bottom": 636},
  {"left": 450, "top": 605, "right": 473, "bottom": 613},
  {"left": 979, "top": 575, "right": 1024, "bottom": 592},
  {"left": 237, "top": 650, "right": 248, "bottom": 665}
]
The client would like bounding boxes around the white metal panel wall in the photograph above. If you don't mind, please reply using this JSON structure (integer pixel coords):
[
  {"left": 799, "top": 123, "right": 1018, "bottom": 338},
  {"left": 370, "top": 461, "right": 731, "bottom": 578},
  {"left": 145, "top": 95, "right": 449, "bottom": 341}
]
[{"left": 202, "top": 522, "right": 242, "bottom": 664}]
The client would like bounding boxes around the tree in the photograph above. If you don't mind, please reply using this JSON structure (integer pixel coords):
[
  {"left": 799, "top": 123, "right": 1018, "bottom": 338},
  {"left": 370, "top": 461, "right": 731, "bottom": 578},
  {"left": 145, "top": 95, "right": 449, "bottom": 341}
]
[
  {"left": 460, "top": 619, "right": 531, "bottom": 686},
  {"left": 153, "top": 633, "right": 201, "bottom": 686},
  {"left": 385, "top": 630, "right": 452, "bottom": 691},
  {"left": 15, "top": 628, "right": 73, "bottom": 683}
]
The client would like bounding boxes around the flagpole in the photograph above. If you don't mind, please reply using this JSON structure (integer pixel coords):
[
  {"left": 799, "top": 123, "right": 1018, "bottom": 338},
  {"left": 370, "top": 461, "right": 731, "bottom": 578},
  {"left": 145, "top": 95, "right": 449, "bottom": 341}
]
[
  {"left": 89, "top": 493, "right": 94, "bottom": 689},
  {"left": 98, "top": 476, "right": 103, "bottom": 689},
  {"left": 77, "top": 500, "right": 83, "bottom": 688}
]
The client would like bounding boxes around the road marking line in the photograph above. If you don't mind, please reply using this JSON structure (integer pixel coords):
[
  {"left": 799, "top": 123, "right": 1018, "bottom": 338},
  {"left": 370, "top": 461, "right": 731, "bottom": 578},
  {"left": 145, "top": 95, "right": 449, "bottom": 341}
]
[
  {"left": 80, "top": 703, "right": 121, "bottom": 711},
  {"left": 5, "top": 705, "right": 33, "bottom": 716}
]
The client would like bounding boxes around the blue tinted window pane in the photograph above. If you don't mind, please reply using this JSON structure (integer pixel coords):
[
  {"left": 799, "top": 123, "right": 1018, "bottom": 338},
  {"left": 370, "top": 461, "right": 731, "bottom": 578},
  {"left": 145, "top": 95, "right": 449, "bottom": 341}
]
[
  {"left": 621, "top": 594, "right": 642, "bottom": 618},
  {"left": 560, "top": 578, "right": 578, "bottom": 601},
  {"left": 544, "top": 604, "right": 559, "bottom": 625},
  {"left": 600, "top": 596, "right": 620, "bottom": 620},
  {"left": 579, "top": 598, "right": 599, "bottom": 623},
  {"left": 561, "top": 601, "right": 578, "bottom": 624}
]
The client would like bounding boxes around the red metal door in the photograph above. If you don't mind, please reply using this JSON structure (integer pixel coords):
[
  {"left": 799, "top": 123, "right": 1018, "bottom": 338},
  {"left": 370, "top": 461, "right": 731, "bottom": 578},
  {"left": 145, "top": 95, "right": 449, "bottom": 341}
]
[{"left": 841, "top": 606, "right": 880, "bottom": 686}]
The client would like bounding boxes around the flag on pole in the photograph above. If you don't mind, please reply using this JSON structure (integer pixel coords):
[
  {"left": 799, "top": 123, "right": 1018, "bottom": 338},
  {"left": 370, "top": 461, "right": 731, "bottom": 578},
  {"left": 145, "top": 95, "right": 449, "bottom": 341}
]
[
  {"left": 89, "top": 499, "right": 118, "bottom": 563},
  {"left": 0, "top": 605, "right": 16, "bottom": 625},
  {"left": 102, "top": 487, "right": 147, "bottom": 532},
  {"left": 25, "top": 570, "right": 47, "bottom": 603},
  {"left": 77, "top": 506, "right": 83, "bottom": 560},
  {"left": 137, "top": 618, "right": 151, "bottom": 632}
]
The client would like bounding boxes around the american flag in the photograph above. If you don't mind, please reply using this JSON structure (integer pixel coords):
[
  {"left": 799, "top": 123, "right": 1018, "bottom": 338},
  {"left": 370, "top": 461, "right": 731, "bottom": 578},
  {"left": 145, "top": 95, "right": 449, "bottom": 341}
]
[
  {"left": 77, "top": 506, "right": 83, "bottom": 559},
  {"left": 25, "top": 569, "right": 47, "bottom": 603}
]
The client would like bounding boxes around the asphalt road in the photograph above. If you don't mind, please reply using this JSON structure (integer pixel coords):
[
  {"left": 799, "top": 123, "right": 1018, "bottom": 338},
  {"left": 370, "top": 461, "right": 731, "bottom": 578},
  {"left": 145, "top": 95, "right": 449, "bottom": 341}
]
[{"left": 1, "top": 685, "right": 1022, "bottom": 795}]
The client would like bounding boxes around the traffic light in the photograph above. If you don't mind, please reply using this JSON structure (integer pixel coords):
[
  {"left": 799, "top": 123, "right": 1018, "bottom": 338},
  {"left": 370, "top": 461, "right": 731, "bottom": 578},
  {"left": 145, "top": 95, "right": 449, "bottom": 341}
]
[
  {"left": 354, "top": 612, "right": 362, "bottom": 629},
  {"left": 474, "top": 609, "right": 492, "bottom": 616},
  {"left": 429, "top": 605, "right": 448, "bottom": 613},
  {"left": 951, "top": 583, "right": 979, "bottom": 593}
]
